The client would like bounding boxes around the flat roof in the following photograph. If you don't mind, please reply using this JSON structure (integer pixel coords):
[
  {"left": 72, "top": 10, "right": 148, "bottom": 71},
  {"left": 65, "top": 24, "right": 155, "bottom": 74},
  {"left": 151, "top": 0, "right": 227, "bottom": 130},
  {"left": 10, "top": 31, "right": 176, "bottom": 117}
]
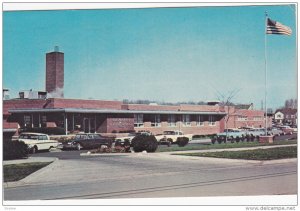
[{"left": 8, "top": 108, "right": 226, "bottom": 115}]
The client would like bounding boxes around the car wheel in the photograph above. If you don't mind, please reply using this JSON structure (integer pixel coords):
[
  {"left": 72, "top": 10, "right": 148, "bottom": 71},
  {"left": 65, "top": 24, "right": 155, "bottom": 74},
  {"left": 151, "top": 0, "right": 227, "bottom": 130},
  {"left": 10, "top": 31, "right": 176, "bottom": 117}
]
[
  {"left": 32, "top": 146, "right": 38, "bottom": 154},
  {"left": 76, "top": 143, "right": 82, "bottom": 151}
]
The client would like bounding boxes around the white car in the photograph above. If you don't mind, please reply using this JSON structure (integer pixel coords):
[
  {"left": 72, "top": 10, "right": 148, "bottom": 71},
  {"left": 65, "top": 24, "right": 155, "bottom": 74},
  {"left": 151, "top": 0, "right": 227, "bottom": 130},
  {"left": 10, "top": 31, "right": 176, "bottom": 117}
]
[
  {"left": 18, "top": 132, "right": 59, "bottom": 153},
  {"left": 155, "top": 130, "right": 193, "bottom": 145}
]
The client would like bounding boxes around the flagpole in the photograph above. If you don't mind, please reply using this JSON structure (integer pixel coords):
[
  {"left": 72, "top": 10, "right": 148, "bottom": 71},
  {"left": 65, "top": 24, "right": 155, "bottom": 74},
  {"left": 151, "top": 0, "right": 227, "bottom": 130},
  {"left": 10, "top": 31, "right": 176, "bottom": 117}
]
[{"left": 264, "top": 11, "right": 268, "bottom": 136}]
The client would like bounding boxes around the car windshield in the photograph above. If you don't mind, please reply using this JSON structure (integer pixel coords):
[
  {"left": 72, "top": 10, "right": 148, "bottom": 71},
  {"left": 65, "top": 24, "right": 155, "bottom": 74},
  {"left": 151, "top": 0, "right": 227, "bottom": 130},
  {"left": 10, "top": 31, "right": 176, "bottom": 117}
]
[
  {"left": 163, "top": 131, "right": 175, "bottom": 135},
  {"left": 75, "top": 135, "right": 88, "bottom": 140},
  {"left": 93, "top": 134, "right": 101, "bottom": 139}
]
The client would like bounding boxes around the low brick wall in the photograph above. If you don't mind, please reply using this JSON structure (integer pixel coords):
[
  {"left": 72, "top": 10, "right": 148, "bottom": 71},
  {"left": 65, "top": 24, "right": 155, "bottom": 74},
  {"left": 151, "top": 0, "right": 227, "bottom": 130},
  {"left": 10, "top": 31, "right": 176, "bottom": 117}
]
[{"left": 259, "top": 135, "right": 274, "bottom": 144}]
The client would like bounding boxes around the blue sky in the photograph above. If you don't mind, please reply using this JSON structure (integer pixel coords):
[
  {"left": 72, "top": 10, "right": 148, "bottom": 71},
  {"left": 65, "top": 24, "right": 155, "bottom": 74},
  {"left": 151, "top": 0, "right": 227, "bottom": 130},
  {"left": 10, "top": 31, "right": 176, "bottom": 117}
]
[{"left": 3, "top": 4, "right": 297, "bottom": 110}]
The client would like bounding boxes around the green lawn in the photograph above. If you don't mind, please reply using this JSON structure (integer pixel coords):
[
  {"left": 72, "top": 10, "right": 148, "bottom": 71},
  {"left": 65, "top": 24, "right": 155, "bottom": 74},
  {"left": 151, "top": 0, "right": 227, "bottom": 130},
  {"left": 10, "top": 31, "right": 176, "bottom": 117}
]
[
  {"left": 4, "top": 162, "right": 52, "bottom": 182},
  {"left": 156, "top": 139, "right": 297, "bottom": 152},
  {"left": 173, "top": 146, "right": 297, "bottom": 160}
]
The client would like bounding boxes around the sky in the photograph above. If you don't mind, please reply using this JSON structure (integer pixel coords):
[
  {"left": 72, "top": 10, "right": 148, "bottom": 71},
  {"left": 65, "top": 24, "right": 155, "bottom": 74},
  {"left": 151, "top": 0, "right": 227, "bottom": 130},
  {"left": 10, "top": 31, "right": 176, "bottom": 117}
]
[{"left": 3, "top": 4, "right": 297, "bottom": 110}]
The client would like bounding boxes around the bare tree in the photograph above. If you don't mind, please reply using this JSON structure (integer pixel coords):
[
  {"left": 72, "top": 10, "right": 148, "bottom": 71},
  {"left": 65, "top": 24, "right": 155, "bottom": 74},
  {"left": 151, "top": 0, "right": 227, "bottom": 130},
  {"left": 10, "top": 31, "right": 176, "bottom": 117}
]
[
  {"left": 284, "top": 98, "right": 297, "bottom": 109},
  {"left": 216, "top": 88, "right": 241, "bottom": 142}
]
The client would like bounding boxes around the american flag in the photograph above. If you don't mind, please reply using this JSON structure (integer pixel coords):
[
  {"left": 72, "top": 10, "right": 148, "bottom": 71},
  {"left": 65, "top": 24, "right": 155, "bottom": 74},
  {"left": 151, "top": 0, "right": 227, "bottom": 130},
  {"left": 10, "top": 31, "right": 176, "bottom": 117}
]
[{"left": 266, "top": 18, "right": 292, "bottom": 36}]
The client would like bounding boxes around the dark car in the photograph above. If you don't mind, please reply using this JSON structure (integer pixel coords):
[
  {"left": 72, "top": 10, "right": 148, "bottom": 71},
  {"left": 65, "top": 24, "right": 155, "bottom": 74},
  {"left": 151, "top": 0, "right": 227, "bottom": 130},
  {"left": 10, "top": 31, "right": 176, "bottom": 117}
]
[{"left": 57, "top": 133, "right": 113, "bottom": 150}]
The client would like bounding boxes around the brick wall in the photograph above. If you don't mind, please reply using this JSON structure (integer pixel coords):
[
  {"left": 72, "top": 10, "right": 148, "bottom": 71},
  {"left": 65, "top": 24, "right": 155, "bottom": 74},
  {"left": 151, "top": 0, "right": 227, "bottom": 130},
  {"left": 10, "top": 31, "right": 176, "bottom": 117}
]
[
  {"left": 3, "top": 99, "right": 47, "bottom": 115},
  {"left": 122, "top": 104, "right": 179, "bottom": 111},
  {"left": 122, "top": 104, "right": 222, "bottom": 112},
  {"left": 106, "top": 117, "right": 134, "bottom": 133},
  {"left": 50, "top": 98, "right": 123, "bottom": 110},
  {"left": 226, "top": 108, "right": 269, "bottom": 128},
  {"left": 179, "top": 104, "right": 221, "bottom": 112}
]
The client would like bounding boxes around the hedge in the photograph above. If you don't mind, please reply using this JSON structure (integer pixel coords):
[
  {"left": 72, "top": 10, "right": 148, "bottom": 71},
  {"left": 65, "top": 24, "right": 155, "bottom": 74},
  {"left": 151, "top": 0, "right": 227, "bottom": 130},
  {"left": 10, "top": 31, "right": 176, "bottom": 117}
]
[
  {"left": 176, "top": 137, "right": 189, "bottom": 147},
  {"left": 3, "top": 140, "right": 28, "bottom": 160}
]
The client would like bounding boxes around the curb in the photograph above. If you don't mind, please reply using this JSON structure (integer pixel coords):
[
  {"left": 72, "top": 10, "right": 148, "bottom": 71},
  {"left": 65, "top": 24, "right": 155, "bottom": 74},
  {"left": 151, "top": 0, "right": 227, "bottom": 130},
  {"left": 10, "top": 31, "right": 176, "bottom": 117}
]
[
  {"left": 4, "top": 157, "right": 59, "bottom": 188},
  {"left": 160, "top": 144, "right": 297, "bottom": 155}
]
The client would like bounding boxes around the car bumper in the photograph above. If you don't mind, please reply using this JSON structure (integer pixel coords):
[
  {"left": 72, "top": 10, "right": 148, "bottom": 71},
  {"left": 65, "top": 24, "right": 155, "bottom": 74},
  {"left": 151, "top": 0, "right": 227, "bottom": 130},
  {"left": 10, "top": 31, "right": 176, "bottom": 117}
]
[{"left": 57, "top": 144, "right": 77, "bottom": 150}]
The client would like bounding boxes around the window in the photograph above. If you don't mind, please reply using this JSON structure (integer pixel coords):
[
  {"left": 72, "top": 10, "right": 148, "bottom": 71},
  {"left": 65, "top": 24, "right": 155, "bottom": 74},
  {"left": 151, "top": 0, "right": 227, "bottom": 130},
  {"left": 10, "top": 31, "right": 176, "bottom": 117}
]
[
  {"left": 168, "top": 114, "right": 176, "bottom": 127},
  {"left": 24, "top": 115, "right": 31, "bottom": 127},
  {"left": 151, "top": 114, "right": 161, "bottom": 127},
  {"left": 197, "top": 115, "right": 205, "bottom": 126},
  {"left": 237, "top": 116, "right": 247, "bottom": 121},
  {"left": 38, "top": 135, "right": 48, "bottom": 140},
  {"left": 41, "top": 115, "right": 47, "bottom": 123},
  {"left": 209, "top": 115, "right": 216, "bottom": 126},
  {"left": 134, "top": 114, "right": 144, "bottom": 127},
  {"left": 182, "top": 114, "right": 191, "bottom": 126},
  {"left": 253, "top": 116, "right": 262, "bottom": 121}
]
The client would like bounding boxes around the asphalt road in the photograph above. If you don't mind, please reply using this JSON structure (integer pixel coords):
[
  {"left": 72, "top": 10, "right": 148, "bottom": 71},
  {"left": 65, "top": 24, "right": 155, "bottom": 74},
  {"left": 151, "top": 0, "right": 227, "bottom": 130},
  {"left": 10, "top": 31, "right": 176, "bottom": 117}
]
[{"left": 4, "top": 143, "right": 297, "bottom": 203}]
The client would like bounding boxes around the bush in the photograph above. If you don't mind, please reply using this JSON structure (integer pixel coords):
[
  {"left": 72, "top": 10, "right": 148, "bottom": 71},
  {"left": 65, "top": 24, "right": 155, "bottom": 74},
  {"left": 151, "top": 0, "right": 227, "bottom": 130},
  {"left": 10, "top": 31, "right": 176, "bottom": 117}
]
[
  {"left": 20, "top": 127, "right": 65, "bottom": 135},
  {"left": 131, "top": 134, "right": 158, "bottom": 153},
  {"left": 176, "top": 137, "right": 189, "bottom": 147},
  {"left": 211, "top": 136, "right": 216, "bottom": 144},
  {"left": 3, "top": 140, "right": 28, "bottom": 160}
]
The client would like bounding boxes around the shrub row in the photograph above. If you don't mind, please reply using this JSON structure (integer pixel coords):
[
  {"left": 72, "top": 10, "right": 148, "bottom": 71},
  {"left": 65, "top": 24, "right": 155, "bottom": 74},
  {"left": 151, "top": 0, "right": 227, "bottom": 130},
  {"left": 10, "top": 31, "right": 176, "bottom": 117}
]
[
  {"left": 3, "top": 140, "right": 28, "bottom": 160},
  {"left": 211, "top": 134, "right": 260, "bottom": 144}
]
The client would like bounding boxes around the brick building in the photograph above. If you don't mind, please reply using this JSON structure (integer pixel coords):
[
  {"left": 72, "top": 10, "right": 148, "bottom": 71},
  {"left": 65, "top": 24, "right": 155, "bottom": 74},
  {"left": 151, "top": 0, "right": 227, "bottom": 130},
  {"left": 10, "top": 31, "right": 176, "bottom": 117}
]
[{"left": 3, "top": 98, "right": 269, "bottom": 136}]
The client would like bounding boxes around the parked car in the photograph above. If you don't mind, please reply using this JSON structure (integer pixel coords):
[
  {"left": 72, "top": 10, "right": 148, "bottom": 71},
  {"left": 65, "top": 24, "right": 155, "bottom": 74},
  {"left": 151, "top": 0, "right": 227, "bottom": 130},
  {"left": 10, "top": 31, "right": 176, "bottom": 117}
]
[
  {"left": 155, "top": 130, "right": 193, "bottom": 146},
  {"left": 267, "top": 128, "right": 284, "bottom": 136},
  {"left": 215, "top": 129, "right": 247, "bottom": 143},
  {"left": 290, "top": 125, "right": 298, "bottom": 133},
  {"left": 247, "top": 128, "right": 266, "bottom": 137},
  {"left": 18, "top": 132, "right": 59, "bottom": 153},
  {"left": 277, "top": 126, "right": 294, "bottom": 135},
  {"left": 57, "top": 133, "right": 113, "bottom": 150}
]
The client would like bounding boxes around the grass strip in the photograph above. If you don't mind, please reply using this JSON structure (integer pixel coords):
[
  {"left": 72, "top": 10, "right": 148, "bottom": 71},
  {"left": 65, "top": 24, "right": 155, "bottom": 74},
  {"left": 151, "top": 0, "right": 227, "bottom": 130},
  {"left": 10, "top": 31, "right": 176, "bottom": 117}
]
[
  {"left": 173, "top": 146, "right": 297, "bottom": 160},
  {"left": 157, "top": 140, "right": 297, "bottom": 152},
  {"left": 4, "top": 162, "right": 52, "bottom": 182}
]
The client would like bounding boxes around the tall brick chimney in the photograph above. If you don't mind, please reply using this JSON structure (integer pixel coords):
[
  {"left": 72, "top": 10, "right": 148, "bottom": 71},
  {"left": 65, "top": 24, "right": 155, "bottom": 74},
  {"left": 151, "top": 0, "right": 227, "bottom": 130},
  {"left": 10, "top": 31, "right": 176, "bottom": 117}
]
[{"left": 46, "top": 46, "right": 64, "bottom": 98}]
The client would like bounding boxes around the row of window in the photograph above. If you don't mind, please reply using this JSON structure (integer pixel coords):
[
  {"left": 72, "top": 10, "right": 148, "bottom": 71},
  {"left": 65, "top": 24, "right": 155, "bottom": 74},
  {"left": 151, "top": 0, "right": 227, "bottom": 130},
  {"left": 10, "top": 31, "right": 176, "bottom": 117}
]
[
  {"left": 237, "top": 116, "right": 264, "bottom": 121},
  {"left": 134, "top": 114, "right": 216, "bottom": 128},
  {"left": 24, "top": 115, "right": 47, "bottom": 127}
]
